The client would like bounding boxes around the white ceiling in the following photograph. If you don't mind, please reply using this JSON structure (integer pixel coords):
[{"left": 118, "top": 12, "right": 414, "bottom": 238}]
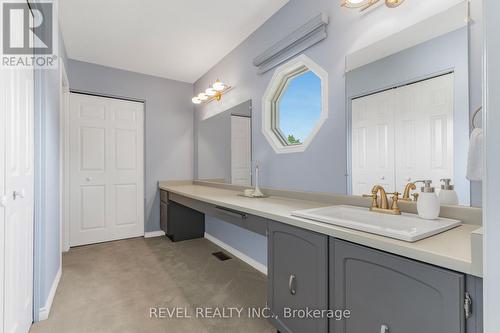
[{"left": 60, "top": 0, "right": 289, "bottom": 83}]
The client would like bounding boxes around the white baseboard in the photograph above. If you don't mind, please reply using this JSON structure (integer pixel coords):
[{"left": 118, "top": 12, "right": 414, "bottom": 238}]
[
  {"left": 38, "top": 266, "right": 62, "bottom": 321},
  {"left": 144, "top": 230, "right": 166, "bottom": 238},
  {"left": 204, "top": 233, "right": 267, "bottom": 275}
]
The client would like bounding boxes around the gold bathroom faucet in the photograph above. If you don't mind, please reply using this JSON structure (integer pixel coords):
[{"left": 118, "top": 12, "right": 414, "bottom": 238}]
[
  {"left": 401, "top": 182, "right": 420, "bottom": 202},
  {"left": 363, "top": 185, "right": 401, "bottom": 215}
]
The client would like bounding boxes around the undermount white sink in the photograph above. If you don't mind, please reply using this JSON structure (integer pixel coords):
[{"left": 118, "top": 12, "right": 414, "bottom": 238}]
[{"left": 291, "top": 205, "right": 461, "bottom": 242}]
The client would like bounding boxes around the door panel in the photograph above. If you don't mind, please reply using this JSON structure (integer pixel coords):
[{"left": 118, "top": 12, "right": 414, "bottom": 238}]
[
  {"left": 268, "top": 221, "right": 328, "bottom": 333},
  {"left": 394, "top": 74, "right": 454, "bottom": 191},
  {"left": 69, "top": 94, "right": 144, "bottom": 246},
  {"left": 331, "top": 239, "right": 465, "bottom": 333},
  {"left": 2, "top": 66, "right": 35, "bottom": 333},
  {"left": 115, "top": 184, "right": 138, "bottom": 226},
  {"left": 231, "top": 116, "right": 251, "bottom": 186},
  {"left": 80, "top": 127, "right": 106, "bottom": 170},
  {"left": 352, "top": 74, "right": 454, "bottom": 195},
  {"left": 80, "top": 186, "right": 106, "bottom": 230},
  {"left": 352, "top": 89, "right": 395, "bottom": 195}
]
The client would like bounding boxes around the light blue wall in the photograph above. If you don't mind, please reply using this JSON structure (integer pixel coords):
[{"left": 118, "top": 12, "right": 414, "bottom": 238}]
[
  {"left": 194, "top": 0, "right": 484, "bottom": 268},
  {"left": 205, "top": 216, "right": 267, "bottom": 267},
  {"left": 345, "top": 27, "right": 470, "bottom": 205},
  {"left": 468, "top": 0, "right": 483, "bottom": 207},
  {"left": 67, "top": 60, "right": 194, "bottom": 233},
  {"left": 33, "top": 6, "right": 68, "bottom": 319}
]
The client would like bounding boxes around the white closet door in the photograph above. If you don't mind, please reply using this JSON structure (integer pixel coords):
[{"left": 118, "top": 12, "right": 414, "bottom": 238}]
[
  {"left": 1, "top": 67, "right": 35, "bottom": 333},
  {"left": 351, "top": 74, "right": 454, "bottom": 196},
  {"left": 394, "top": 74, "right": 454, "bottom": 191},
  {"left": 352, "top": 89, "right": 396, "bottom": 195},
  {"left": 231, "top": 116, "right": 252, "bottom": 186},
  {"left": 69, "top": 94, "right": 144, "bottom": 247}
]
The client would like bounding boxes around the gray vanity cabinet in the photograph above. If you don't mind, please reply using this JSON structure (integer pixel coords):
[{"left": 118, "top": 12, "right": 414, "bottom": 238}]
[
  {"left": 160, "top": 201, "right": 168, "bottom": 233},
  {"left": 268, "top": 221, "right": 328, "bottom": 333},
  {"left": 330, "top": 239, "right": 465, "bottom": 333}
]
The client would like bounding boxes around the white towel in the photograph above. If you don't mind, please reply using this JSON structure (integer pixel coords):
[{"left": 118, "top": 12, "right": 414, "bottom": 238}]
[{"left": 466, "top": 128, "right": 483, "bottom": 181}]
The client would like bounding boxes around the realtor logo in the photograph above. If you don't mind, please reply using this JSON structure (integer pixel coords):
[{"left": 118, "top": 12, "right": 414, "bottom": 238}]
[{"left": 1, "top": 0, "right": 58, "bottom": 68}]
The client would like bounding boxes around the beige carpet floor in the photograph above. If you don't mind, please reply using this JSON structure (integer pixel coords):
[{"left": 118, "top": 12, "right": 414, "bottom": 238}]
[{"left": 30, "top": 237, "right": 275, "bottom": 333}]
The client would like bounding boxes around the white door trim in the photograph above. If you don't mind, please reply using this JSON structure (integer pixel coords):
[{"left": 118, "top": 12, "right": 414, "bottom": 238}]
[{"left": 60, "top": 61, "right": 70, "bottom": 253}]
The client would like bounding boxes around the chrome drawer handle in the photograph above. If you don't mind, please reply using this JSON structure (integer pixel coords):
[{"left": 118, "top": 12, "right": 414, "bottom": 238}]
[
  {"left": 380, "top": 324, "right": 389, "bottom": 333},
  {"left": 289, "top": 274, "right": 297, "bottom": 295},
  {"left": 214, "top": 206, "right": 247, "bottom": 219}
]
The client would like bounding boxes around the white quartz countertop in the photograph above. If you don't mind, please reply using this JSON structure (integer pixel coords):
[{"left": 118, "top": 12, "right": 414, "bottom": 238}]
[{"left": 159, "top": 183, "right": 483, "bottom": 277}]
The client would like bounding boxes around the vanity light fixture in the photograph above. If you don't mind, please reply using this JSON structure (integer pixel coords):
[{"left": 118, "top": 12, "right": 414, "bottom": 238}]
[
  {"left": 341, "top": 0, "right": 376, "bottom": 9},
  {"left": 341, "top": 0, "right": 405, "bottom": 11},
  {"left": 385, "top": 0, "right": 405, "bottom": 8},
  {"left": 192, "top": 79, "right": 231, "bottom": 104}
]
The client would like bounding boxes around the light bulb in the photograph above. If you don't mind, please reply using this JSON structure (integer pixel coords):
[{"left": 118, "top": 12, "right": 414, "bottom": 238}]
[
  {"left": 342, "top": 0, "right": 372, "bottom": 8},
  {"left": 385, "top": 0, "right": 404, "bottom": 7},
  {"left": 213, "top": 80, "right": 226, "bottom": 92},
  {"left": 198, "top": 92, "right": 208, "bottom": 101},
  {"left": 192, "top": 97, "right": 201, "bottom": 104},
  {"left": 205, "top": 87, "right": 216, "bottom": 96}
]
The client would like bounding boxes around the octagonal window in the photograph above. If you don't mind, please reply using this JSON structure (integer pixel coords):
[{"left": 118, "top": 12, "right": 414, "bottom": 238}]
[
  {"left": 274, "top": 69, "right": 322, "bottom": 145},
  {"left": 263, "top": 55, "right": 328, "bottom": 154}
]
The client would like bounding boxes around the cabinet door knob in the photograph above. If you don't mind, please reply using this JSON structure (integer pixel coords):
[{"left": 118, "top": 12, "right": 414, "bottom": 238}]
[
  {"left": 288, "top": 274, "right": 297, "bottom": 295},
  {"left": 380, "top": 324, "right": 389, "bottom": 333}
]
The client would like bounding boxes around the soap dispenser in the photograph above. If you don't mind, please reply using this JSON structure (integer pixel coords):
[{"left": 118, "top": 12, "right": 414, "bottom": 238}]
[
  {"left": 416, "top": 180, "right": 441, "bottom": 220},
  {"left": 438, "top": 179, "right": 459, "bottom": 205}
]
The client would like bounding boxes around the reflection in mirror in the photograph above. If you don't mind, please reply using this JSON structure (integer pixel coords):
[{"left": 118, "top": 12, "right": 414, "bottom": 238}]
[
  {"left": 197, "top": 100, "right": 252, "bottom": 186},
  {"left": 346, "top": 26, "right": 471, "bottom": 206}
]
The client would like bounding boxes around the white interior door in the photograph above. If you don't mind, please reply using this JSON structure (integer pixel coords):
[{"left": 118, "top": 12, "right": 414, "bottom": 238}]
[
  {"left": 231, "top": 116, "right": 251, "bottom": 186},
  {"left": 0, "top": 66, "right": 35, "bottom": 333},
  {"left": 69, "top": 94, "right": 144, "bottom": 247},
  {"left": 351, "top": 89, "right": 396, "bottom": 195},
  {"left": 394, "top": 74, "right": 454, "bottom": 191},
  {"left": 351, "top": 74, "right": 454, "bottom": 195}
]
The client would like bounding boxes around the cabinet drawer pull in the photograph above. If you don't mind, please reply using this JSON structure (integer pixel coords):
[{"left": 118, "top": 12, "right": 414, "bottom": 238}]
[
  {"left": 380, "top": 324, "right": 389, "bottom": 333},
  {"left": 289, "top": 274, "right": 297, "bottom": 295},
  {"left": 214, "top": 206, "right": 248, "bottom": 219}
]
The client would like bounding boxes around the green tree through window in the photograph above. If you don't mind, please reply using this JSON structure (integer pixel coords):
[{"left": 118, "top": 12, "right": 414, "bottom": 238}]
[{"left": 287, "top": 134, "right": 301, "bottom": 145}]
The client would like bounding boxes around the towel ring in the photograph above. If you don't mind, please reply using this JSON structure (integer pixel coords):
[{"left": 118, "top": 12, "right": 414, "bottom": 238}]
[{"left": 472, "top": 106, "right": 482, "bottom": 129}]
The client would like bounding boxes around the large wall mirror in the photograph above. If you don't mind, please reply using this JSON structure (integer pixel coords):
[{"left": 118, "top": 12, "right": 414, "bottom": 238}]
[
  {"left": 196, "top": 100, "right": 252, "bottom": 185},
  {"left": 346, "top": 4, "right": 471, "bottom": 205}
]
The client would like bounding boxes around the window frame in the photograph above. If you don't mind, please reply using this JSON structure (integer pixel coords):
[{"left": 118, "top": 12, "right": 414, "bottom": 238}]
[{"left": 262, "top": 55, "right": 329, "bottom": 154}]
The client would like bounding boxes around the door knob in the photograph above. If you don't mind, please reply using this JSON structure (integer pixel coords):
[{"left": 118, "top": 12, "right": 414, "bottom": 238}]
[
  {"left": 380, "top": 324, "right": 389, "bottom": 333},
  {"left": 380, "top": 176, "right": 385, "bottom": 180},
  {"left": 86, "top": 177, "right": 93, "bottom": 182},
  {"left": 406, "top": 177, "right": 412, "bottom": 181},
  {"left": 0, "top": 195, "right": 7, "bottom": 208},
  {"left": 13, "top": 190, "right": 25, "bottom": 200}
]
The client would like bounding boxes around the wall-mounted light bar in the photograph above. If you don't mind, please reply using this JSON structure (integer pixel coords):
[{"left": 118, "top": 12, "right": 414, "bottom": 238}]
[{"left": 192, "top": 79, "right": 232, "bottom": 104}]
